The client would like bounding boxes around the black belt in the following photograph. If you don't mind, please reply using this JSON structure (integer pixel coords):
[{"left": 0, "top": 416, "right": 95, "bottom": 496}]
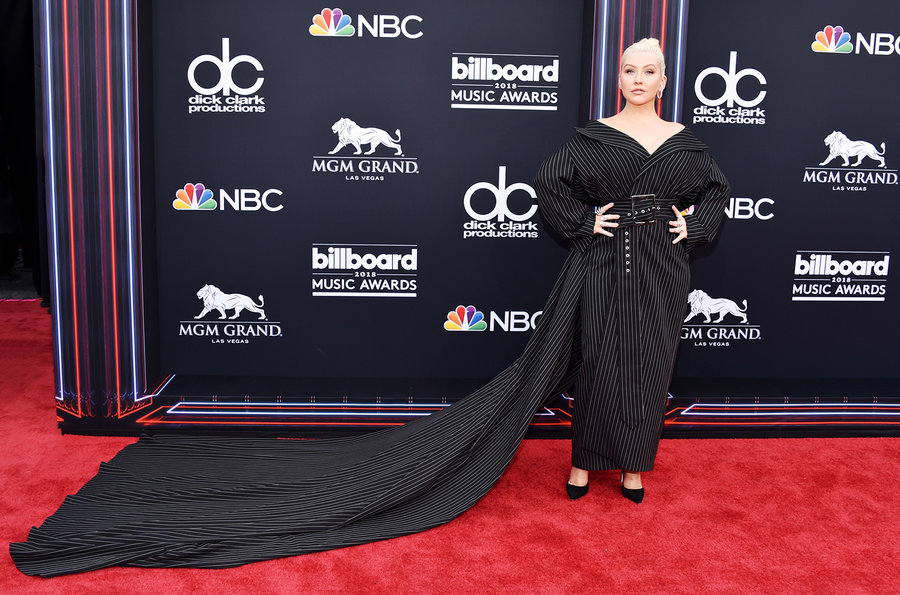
[{"left": 591, "top": 194, "right": 676, "bottom": 227}]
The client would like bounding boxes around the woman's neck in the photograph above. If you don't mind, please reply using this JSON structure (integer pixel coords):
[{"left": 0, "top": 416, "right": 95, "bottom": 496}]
[{"left": 616, "top": 101, "right": 661, "bottom": 122}]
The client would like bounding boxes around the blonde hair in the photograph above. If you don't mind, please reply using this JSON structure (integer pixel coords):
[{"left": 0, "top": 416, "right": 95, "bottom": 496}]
[{"left": 621, "top": 37, "right": 665, "bottom": 76}]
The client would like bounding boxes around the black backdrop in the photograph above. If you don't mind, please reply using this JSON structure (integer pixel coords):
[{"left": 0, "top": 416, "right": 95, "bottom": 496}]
[
  {"left": 42, "top": 0, "right": 898, "bottom": 433},
  {"left": 673, "top": 0, "right": 898, "bottom": 388},
  {"left": 147, "top": 0, "right": 588, "bottom": 384}
]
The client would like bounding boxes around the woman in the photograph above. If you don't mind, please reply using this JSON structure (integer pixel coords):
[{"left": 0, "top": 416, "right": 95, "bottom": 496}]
[
  {"left": 10, "top": 39, "right": 728, "bottom": 576},
  {"left": 535, "top": 38, "right": 729, "bottom": 502}
]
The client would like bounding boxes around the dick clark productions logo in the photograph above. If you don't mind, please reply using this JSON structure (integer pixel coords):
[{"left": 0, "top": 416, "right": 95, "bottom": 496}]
[
  {"left": 692, "top": 51, "right": 766, "bottom": 126},
  {"left": 186, "top": 38, "right": 266, "bottom": 114},
  {"left": 462, "top": 167, "right": 539, "bottom": 239}
]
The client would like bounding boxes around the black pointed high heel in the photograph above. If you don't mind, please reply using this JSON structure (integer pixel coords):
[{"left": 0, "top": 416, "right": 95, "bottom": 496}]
[
  {"left": 566, "top": 481, "right": 589, "bottom": 500},
  {"left": 620, "top": 470, "right": 644, "bottom": 504}
]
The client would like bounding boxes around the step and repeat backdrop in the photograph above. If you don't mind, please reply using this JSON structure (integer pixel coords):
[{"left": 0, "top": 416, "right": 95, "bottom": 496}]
[
  {"left": 87, "top": 0, "right": 896, "bottom": 433},
  {"left": 146, "top": 0, "right": 588, "bottom": 388},
  {"left": 674, "top": 0, "right": 898, "bottom": 388}
]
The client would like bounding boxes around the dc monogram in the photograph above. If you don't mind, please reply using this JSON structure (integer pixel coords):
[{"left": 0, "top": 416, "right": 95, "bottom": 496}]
[
  {"left": 463, "top": 166, "right": 537, "bottom": 222},
  {"left": 694, "top": 51, "right": 766, "bottom": 108},
  {"left": 187, "top": 38, "right": 264, "bottom": 96}
]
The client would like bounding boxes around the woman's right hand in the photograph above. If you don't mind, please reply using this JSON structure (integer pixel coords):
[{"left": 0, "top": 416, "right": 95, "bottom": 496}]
[{"left": 593, "top": 202, "right": 619, "bottom": 237}]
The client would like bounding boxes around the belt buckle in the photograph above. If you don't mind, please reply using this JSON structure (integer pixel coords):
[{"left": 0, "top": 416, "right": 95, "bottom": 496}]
[{"left": 630, "top": 193, "right": 657, "bottom": 225}]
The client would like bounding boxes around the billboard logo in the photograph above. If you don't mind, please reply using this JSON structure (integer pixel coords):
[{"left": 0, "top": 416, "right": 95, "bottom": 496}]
[
  {"left": 692, "top": 52, "right": 766, "bottom": 125},
  {"left": 802, "top": 131, "right": 896, "bottom": 191},
  {"left": 180, "top": 284, "right": 282, "bottom": 344},
  {"left": 444, "top": 305, "right": 487, "bottom": 331},
  {"left": 452, "top": 56, "right": 559, "bottom": 83},
  {"left": 792, "top": 251, "right": 890, "bottom": 302},
  {"left": 463, "top": 167, "right": 539, "bottom": 239},
  {"left": 187, "top": 38, "right": 265, "bottom": 114},
  {"left": 681, "top": 289, "right": 761, "bottom": 348},
  {"left": 173, "top": 183, "right": 284, "bottom": 212},
  {"left": 309, "top": 8, "right": 422, "bottom": 38},
  {"left": 312, "top": 117, "right": 419, "bottom": 182},
  {"left": 812, "top": 25, "right": 853, "bottom": 54},
  {"left": 450, "top": 53, "right": 560, "bottom": 111},
  {"left": 309, "top": 8, "right": 355, "bottom": 36},
  {"left": 794, "top": 253, "right": 889, "bottom": 277},
  {"left": 311, "top": 244, "right": 418, "bottom": 297},
  {"left": 173, "top": 183, "right": 217, "bottom": 211}
]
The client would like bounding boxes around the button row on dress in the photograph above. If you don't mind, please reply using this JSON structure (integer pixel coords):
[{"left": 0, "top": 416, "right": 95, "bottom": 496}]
[{"left": 624, "top": 229, "right": 631, "bottom": 272}]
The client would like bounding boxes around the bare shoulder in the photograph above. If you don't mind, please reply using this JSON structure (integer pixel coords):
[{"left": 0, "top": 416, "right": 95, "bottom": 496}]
[{"left": 665, "top": 121, "right": 686, "bottom": 134}]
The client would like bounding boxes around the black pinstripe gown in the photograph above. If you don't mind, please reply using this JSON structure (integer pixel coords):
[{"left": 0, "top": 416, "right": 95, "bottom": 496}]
[
  {"left": 10, "top": 122, "right": 728, "bottom": 577},
  {"left": 534, "top": 121, "right": 730, "bottom": 472}
]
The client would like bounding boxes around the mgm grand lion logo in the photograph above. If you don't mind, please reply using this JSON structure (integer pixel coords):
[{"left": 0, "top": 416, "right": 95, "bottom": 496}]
[
  {"left": 684, "top": 289, "right": 748, "bottom": 324},
  {"left": 328, "top": 117, "right": 404, "bottom": 156},
  {"left": 194, "top": 284, "right": 267, "bottom": 320},
  {"left": 819, "top": 131, "right": 886, "bottom": 168}
]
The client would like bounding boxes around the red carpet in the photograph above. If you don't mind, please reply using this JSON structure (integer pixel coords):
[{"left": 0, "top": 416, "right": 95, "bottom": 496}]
[{"left": 2, "top": 299, "right": 898, "bottom": 593}]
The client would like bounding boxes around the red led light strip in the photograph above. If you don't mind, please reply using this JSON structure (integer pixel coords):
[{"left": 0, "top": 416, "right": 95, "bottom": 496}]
[
  {"left": 104, "top": 0, "right": 122, "bottom": 415},
  {"left": 664, "top": 407, "right": 900, "bottom": 426},
  {"left": 657, "top": 0, "right": 667, "bottom": 117},
  {"left": 62, "top": 0, "right": 82, "bottom": 415}
]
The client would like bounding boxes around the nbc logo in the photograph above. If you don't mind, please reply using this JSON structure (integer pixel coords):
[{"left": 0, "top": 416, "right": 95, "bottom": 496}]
[
  {"left": 173, "top": 182, "right": 216, "bottom": 210},
  {"left": 812, "top": 25, "right": 853, "bottom": 54},
  {"left": 309, "top": 8, "right": 355, "bottom": 36},
  {"left": 444, "top": 305, "right": 487, "bottom": 331},
  {"left": 443, "top": 306, "right": 542, "bottom": 332},
  {"left": 308, "top": 8, "right": 422, "bottom": 39},
  {"left": 811, "top": 25, "right": 900, "bottom": 56},
  {"left": 173, "top": 182, "right": 285, "bottom": 213}
]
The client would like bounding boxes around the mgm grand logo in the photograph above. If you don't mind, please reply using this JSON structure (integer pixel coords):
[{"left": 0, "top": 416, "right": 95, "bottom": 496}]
[
  {"left": 311, "top": 117, "right": 419, "bottom": 182},
  {"left": 681, "top": 289, "right": 761, "bottom": 348},
  {"left": 178, "top": 284, "right": 283, "bottom": 344},
  {"left": 803, "top": 130, "right": 897, "bottom": 192}
]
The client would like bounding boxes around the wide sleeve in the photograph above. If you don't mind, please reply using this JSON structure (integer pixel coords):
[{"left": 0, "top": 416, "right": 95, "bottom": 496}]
[
  {"left": 681, "top": 155, "right": 731, "bottom": 253},
  {"left": 533, "top": 144, "right": 596, "bottom": 252}
]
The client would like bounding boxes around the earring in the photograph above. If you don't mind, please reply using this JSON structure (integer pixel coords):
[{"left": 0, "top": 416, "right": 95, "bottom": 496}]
[{"left": 657, "top": 89, "right": 663, "bottom": 100}]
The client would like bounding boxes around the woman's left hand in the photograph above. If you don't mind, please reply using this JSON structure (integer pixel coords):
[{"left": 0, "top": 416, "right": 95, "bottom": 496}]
[{"left": 669, "top": 205, "right": 687, "bottom": 244}]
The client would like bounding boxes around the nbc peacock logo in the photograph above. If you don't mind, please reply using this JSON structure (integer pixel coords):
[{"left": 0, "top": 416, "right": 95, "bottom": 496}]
[
  {"left": 443, "top": 305, "right": 487, "bottom": 331},
  {"left": 812, "top": 25, "right": 853, "bottom": 54},
  {"left": 309, "top": 8, "right": 355, "bottom": 36},
  {"left": 173, "top": 182, "right": 217, "bottom": 211}
]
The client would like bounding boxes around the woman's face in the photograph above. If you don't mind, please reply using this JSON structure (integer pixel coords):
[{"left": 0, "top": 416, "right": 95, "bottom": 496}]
[{"left": 619, "top": 51, "right": 666, "bottom": 106}]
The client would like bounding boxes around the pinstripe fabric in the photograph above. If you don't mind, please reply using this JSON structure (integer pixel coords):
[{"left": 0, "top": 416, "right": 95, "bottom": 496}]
[
  {"left": 11, "top": 253, "right": 590, "bottom": 577},
  {"left": 10, "top": 121, "right": 727, "bottom": 578},
  {"left": 534, "top": 121, "right": 730, "bottom": 472}
]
